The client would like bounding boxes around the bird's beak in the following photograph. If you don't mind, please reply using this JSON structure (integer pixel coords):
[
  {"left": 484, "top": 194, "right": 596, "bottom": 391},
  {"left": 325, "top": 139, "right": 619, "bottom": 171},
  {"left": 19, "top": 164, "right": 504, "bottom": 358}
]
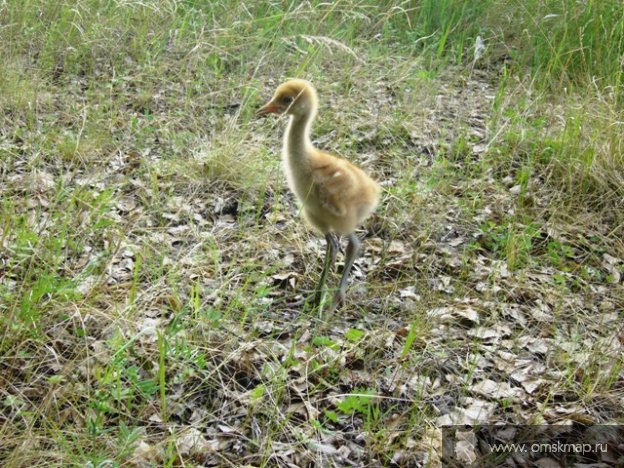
[{"left": 257, "top": 101, "right": 282, "bottom": 115}]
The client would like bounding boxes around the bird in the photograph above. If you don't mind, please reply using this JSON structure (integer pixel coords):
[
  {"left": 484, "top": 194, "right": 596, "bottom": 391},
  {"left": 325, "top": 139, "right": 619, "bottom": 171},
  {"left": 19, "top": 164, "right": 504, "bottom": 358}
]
[{"left": 258, "top": 79, "right": 380, "bottom": 311}]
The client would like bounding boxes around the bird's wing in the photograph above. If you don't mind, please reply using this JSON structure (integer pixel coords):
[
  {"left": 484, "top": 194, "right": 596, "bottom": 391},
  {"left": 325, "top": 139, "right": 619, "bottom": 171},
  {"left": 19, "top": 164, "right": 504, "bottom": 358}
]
[{"left": 311, "top": 158, "right": 355, "bottom": 218}]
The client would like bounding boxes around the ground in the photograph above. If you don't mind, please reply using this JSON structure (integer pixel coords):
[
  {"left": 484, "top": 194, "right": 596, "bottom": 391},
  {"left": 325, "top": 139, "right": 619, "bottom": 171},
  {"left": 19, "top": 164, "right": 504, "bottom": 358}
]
[{"left": 1, "top": 1, "right": 623, "bottom": 467}]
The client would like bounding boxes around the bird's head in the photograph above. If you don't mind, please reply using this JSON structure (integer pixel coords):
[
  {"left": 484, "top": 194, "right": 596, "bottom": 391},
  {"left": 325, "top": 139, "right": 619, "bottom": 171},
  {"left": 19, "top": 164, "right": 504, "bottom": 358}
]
[{"left": 258, "top": 79, "right": 318, "bottom": 119}]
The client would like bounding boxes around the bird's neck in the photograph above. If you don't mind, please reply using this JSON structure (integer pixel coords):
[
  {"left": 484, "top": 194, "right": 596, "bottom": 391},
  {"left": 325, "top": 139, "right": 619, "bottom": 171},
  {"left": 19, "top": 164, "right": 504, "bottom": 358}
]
[{"left": 284, "top": 110, "right": 316, "bottom": 163}]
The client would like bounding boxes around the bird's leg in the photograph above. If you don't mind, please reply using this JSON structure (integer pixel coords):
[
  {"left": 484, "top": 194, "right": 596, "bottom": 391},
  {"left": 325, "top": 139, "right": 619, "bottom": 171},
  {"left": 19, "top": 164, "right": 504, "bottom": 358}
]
[
  {"left": 314, "top": 232, "right": 338, "bottom": 306},
  {"left": 331, "top": 232, "right": 361, "bottom": 310}
]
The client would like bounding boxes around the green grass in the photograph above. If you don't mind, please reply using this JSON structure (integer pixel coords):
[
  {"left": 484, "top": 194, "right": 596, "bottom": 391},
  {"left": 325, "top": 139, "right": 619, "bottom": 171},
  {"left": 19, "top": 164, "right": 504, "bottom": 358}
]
[{"left": 1, "top": 0, "right": 623, "bottom": 466}]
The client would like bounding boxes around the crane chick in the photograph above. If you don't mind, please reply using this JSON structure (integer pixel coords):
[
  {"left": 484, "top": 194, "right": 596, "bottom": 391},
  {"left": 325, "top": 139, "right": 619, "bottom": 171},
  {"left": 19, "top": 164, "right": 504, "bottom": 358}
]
[{"left": 258, "top": 79, "right": 379, "bottom": 310}]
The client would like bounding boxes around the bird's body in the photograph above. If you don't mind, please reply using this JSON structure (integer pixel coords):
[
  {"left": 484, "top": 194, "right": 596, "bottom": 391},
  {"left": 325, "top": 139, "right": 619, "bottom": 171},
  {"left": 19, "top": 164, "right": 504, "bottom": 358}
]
[{"left": 259, "top": 79, "right": 379, "bottom": 309}]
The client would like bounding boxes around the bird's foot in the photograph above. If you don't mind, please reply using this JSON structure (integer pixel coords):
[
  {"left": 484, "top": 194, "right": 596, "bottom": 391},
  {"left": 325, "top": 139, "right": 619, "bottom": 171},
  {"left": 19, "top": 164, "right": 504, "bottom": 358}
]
[
  {"left": 329, "top": 290, "right": 346, "bottom": 312},
  {"left": 313, "top": 290, "right": 324, "bottom": 307}
]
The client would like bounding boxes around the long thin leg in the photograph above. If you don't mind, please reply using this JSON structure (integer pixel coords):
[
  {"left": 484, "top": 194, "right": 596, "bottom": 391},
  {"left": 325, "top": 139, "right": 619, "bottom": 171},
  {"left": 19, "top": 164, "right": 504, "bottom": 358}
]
[
  {"left": 331, "top": 232, "right": 361, "bottom": 310},
  {"left": 314, "top": 232, "right": 339, "bottom": 305}
]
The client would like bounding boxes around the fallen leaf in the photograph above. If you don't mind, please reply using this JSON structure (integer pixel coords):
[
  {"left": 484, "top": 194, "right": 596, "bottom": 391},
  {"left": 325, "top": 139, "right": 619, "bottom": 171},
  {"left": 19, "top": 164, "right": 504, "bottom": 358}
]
[{"left": 471, "top": 379, "right": 521, "bottom": 399}]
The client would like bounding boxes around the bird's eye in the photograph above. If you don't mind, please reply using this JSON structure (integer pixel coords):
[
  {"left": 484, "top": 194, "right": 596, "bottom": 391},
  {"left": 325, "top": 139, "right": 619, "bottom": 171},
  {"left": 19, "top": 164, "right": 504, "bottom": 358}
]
[{"left": 282, "top": 96, "right": 293, "bottom": 105}]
